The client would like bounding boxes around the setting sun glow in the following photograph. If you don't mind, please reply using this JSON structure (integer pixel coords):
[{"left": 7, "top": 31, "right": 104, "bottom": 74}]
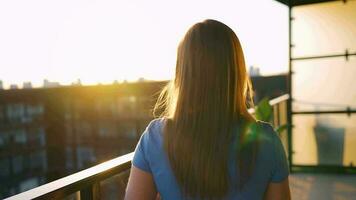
[{"left": 0, "top": 0, "right": 288, "bottom": 89}]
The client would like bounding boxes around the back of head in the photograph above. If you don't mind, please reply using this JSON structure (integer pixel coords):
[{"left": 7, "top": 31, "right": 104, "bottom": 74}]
[{"left": 154, "top": 19, "right": 255, "bottom": 199}]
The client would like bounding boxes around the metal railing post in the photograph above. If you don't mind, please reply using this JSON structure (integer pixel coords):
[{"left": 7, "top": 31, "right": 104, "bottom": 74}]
[
  {"left": 80, "top": 182, "right": 100, "bottom": 200},
  {"left": 287, "top": 2, "right": 294, "bottom": 173}
]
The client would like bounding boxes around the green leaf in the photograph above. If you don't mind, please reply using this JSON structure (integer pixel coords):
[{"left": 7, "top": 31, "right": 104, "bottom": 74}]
[
  {"left": 239, "top": 121, "right": 261, "bottom": 149},
  {"left": 255, "top": 98, "right": 272, "bottom": 121},
  {"left": 275, "top": 124, "right": 289, "bottom": 134}
]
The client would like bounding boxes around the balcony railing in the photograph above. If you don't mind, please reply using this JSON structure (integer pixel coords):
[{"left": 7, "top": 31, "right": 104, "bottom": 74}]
[
  {"left": 5, "top": 153, "right": 133, "bottom": 200},
  {"left": 5, "top": 94, "right": 290, "bottom": 200}
]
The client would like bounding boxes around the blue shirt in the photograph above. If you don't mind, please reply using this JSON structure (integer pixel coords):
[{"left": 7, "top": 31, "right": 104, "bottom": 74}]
[{"left": 132, "top": 118, "right": 289, "bottom": 200}]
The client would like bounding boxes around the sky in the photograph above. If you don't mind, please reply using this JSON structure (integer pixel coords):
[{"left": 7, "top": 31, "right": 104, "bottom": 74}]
[{"left": 0, "top": 0, "right": 288, "bottom": 88}]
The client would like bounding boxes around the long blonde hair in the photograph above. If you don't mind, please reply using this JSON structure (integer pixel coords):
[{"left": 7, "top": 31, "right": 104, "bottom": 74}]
[{"left": 154, "top": 19, "right": 256, "bottom": 199}]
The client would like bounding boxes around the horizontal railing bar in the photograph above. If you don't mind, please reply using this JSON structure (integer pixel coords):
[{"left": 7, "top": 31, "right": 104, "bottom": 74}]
[
  {"left": 292, "top": 109, "right": 356, "bottom": 115},
  {"left": 249, "top": 94, "right": 290, "bottom": 114},
  {"left": 269, "top": 94, "right": 290, "bottom": 105},
  {"left": 291, "top": 51, "right": 356, "bottom": 61},
  {"left": 281, "top": 0, "right": 342, "bottom": 7},
  {"left": 4, "top": 153, "right": 134, "bottom": 200}
]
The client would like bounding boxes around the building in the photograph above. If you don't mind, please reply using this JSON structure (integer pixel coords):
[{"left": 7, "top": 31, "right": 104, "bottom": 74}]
[
  {"left": 23, "top": 82, "right": 32, "bottom": 89},
  {"left": 9, "top": 84, "right": 18, "bottom": 90},
  {"left": 251, "top": 74, "right": 287, "bottom": 102},
  {"left": 249, "top": 66, "right": 261, "bottom": 77},
  {"left": 0, "top": 81, "right": 166, "bottom": 198},
  {"left": 43, "top": 79, "right": 60, "bottom": 88}
]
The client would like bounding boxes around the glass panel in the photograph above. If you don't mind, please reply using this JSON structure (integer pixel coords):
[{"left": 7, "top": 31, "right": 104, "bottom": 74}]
[
  {"left": 293, "top": 1, "right": 356, "bottom": 58},
  {"left": 99, "top": 169, "right": 130, "bottom": 200},
  {"left": 12, "top": 155, "right": 23, "bottom": 173},
  {"left": 63, "top": 192, "right": 80, "bottom": 200},
  {"left": 292, "top": 56, "right": 356, "bottom": 111},
  {"left": 19, "top": 177, "right": 39, "bottom": 193},
  {"left": 0, "top": 158, "right": 10, "bottom": 176},
  {"left": 292, "top": 114, "right": 356, "bottom": 166},
  {"left": 272, "top": 101, "right": 289, "bottom": 159}
]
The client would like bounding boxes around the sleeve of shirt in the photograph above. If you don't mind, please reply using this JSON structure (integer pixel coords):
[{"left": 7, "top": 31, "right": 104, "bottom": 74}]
[
  {"left": 132, "top": 124, "right": 152, "bottom": 173},
  {"left": 270, "top": 131, "right": 289, "bottom": 182}
]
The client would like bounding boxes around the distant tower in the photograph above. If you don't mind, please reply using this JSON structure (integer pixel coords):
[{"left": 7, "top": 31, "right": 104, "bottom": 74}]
[
  {"left": 43, "top": 79, "right": 49, "bottom": 87},
  {"left": 23, "top": 82, "right": 32, "bottom": 89},
  {"left": 43, "top": 79, "right": 60, "bottom": 88},
  {"left": 72, "top": 79, "right": 82, "bottom": 86},
  {"left": 249, "top": 66, "right": 260, "bottom": 77},
  {"left": 10, "top": 84, "right": 18, "bottom": 89},
  {"left": 76, "top": 79, "right": 81, "bottom": 86}
]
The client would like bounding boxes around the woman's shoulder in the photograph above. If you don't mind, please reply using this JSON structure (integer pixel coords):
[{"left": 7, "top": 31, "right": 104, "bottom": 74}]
[
  {"left": 254, "top": 121, "right": 289, "bottom": 182},
  {"left": 140, "top": 118, "right": 166, "bottom": 144},
  {"left": 132, "top": 118, "right": 166, "bottom": 173},
  {"left": 256, "top": 120, "right": 277, "bottom": 137},
  {"left": 145, "top": 118, "right": 166, "bottom": 134},
  {"left": 246, "top": 120, "right": 282, "bottom": 151},
  {"left": 254, "top": 120, "right": 287, "bottom": 162}
]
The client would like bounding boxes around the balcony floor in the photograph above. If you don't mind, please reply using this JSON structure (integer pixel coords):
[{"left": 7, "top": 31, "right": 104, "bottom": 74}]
[{"left": 290, "top": 173, "right": 356, "bottom": 200}]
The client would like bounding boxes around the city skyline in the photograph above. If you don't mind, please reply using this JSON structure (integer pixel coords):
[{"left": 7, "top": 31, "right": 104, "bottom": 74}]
[{"left": 0, "top": 65, "right": 268, "bottom": 89}]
